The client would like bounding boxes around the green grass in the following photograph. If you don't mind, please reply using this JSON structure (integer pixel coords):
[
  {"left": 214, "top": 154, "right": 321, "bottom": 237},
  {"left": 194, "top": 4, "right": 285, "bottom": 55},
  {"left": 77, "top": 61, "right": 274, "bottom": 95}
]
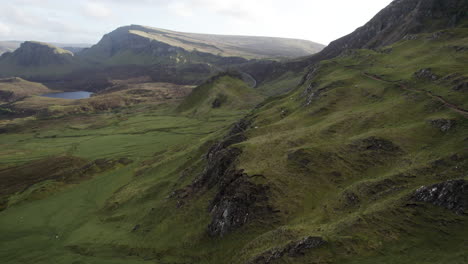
[{"left": 0, "top": 28, "right": 467, "bottom": 264}]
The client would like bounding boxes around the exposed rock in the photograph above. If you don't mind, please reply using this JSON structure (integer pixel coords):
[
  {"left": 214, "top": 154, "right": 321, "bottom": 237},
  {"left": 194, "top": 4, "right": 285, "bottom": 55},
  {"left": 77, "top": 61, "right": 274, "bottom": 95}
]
[
  {"left": 208, "top": 170, "right": 270, "bottom": 237},
  {"left": 453, "top": 46, "right": 468, "bottom": 52},
  {"left": 301, "top": 81, "right": 345, "bottom": 106},
  {"left": 453, "top": 82, "right": 468, "bottom": 92},
  {"left": 342, "top": 191, "right": 360, "bottom": 207},
  {"left": 212, "top": 98, "right": 222, "bottom": 108},
  {"left": 427, "top": 31, "right": 450, "bottom": 40},
  {"left": 249, "top": 236, "right": 327, "bottom": 264},
  {"left": 243, "top": 0, "right": 468, "bottom": 86},
  {"left": 411, "top": 179, "right": 467, "bottom": 215},
  {"left": 428, "top": 119, "right": 456, "bottom": 132},
  {"left": 131, "top": 224, "right": 141, "bottom": 232},
  {"left": 352, "top": 136, "right": 402, "bottom": 152},
  {"left": 414, "top": 68, "right": 439, "bottom": 81},
  {"left": 186, "top": 117, "right": 271, "bottom": 237},
  {"left": 403, "top": 34, "right": 419, "bottom": 40}
]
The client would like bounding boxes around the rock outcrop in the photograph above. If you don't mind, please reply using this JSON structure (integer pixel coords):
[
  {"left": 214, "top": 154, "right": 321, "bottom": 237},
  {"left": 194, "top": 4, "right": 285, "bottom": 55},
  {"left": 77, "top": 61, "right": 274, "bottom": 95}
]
[
  {"left": 428, "top": 119, "right": 456, "bottom": 132},
  {"left": 411, "top": 179, "right": 467, "bottom": 215},
  {"left": 189, "top": 118, "right": 272, "bottom": 237},
  {"left": 248, "top": 236, "right": 327, "bottom": 264},
  {"left": 414, "top": 68, "right": 439, "bottom": 81}
]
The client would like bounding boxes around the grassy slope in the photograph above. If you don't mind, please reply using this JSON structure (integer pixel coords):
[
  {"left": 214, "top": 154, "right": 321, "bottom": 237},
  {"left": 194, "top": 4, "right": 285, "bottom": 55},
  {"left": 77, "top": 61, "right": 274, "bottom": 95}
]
[
  {"left": 0, "top": 78, "right": 52, "bottom": 103},
  {"left": 0, "top": 28, "right": 466, "bottom": 264},
  {"left": 231, "top": 27, "right": 468, "bottom": 263},
  {"left": 177, "top": 74, "right": 264, "bottom": 117}
]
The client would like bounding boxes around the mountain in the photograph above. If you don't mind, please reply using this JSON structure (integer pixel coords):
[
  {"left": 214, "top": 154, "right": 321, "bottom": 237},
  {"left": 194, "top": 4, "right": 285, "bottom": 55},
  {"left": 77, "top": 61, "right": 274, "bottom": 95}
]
[
  {"left": 0, "top": 41, "right": 22, "bottom": 55},
  {"left": 82, "top": 25, "right": 324, "bottom": 61},
  {"left": 243, "top": 0, "right": 468, "bottom": 89},
  {"left": 0, "top": 41, "right": 77, "bottom": 78},
  {"left": 0, "top": 26, "right": 324, "bottom": 89},
  {"left": 0, "top": 0, "right": 467, "bottom": 263},
  {"left": 0, "top": 41, "right": 91, "bottom": 55}
]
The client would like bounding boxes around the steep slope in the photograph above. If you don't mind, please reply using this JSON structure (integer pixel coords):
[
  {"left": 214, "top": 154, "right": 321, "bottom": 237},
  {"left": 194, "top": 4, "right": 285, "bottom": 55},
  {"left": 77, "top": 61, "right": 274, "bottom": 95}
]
[
  {"left": 82, "top": 25, "right": 324, "bottom": 61},
  {"left": 244, "top": 0, "right": 468, "bottom": 89},
  {"left": 0, "top": 41, "right": 22, "bottom": 55},
  {"left": 0, "top": 41, "right": 77, "bottom": 78},
  {"left": 0, "top": 0, "right": 467, "bottom": 263}
]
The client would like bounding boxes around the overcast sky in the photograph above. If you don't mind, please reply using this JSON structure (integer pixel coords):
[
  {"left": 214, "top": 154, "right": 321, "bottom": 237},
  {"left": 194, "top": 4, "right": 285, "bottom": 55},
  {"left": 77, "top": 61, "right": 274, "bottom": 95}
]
[{"left": 0, "top": 0, "right": 394, "bottom": 45}]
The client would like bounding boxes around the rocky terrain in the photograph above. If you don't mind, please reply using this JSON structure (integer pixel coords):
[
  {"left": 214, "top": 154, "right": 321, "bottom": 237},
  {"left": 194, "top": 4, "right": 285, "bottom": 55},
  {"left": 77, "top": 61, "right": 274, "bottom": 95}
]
[{"left": 0, "top": 0, "right": 467, "bottom": 264}]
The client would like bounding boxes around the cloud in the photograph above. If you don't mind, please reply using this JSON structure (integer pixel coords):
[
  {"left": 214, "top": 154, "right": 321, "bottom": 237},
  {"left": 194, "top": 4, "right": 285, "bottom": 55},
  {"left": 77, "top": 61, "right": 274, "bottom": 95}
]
[
  {"left": 168, "top": 2, "right": 193, "bottom": 17},
  {"left": 0, "top": 22, "right": 11, "bottom": 36},
  {"left": 83, "top": 2, "right": 112, "bottom": 18}
]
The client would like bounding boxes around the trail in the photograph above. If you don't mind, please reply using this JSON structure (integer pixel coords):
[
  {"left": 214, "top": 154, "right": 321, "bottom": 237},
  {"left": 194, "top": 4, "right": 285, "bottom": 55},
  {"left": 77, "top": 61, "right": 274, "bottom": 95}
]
[{"left": 362, "top": 72, "right": 468, "bottom": 118}]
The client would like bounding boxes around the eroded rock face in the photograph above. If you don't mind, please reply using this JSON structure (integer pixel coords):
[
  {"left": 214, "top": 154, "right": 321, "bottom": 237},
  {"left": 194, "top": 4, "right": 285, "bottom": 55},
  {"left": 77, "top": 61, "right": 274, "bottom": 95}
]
[
  {"left": 249, "top": 236, "right": 327, "bottom": 264},
  {"left": 352, "top": 137, "right": 402, "bottom": 152},
  {"left": 429, "top": 119, "right": 456, "bottom": 132},
  {"left": 412, "top": 179, "right": 467, "bottom": 215},
  {"left": 189, "top": 118, "right": 272, "bottom": 237},
  {"left": 208, "top": 171, "right": 269, "bottom": 237},
  {"left": 3, "top": 41, "right": 74, "bottom": 67},
  {"left": 414, "top": 68, "right": 439, "bottom": 81}
]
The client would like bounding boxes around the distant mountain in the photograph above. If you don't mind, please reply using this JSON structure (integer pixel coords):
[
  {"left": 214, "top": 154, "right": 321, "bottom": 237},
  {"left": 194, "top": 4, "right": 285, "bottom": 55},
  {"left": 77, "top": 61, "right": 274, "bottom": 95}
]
[
  {"left": 0, "top": 41, "right": 22, "bottom": 55},
  {"left": 0, "top": 41, "right": 91, "bottom": 55},
  {"left": 82, "top": 25, "right": 324, "bottom": 61},
  {"left": 0, "top": 26, "right": 324, "bottom": 89},
  {"left": 0, "top": 41, "right": 77, "bottom": 78}
]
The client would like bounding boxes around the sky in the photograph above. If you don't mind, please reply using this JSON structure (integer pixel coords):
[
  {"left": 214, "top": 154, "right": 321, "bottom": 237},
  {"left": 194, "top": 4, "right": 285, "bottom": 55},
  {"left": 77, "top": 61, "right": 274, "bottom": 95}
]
[{"left": 0, "top": 0, "right": 394, "bottom": 45}]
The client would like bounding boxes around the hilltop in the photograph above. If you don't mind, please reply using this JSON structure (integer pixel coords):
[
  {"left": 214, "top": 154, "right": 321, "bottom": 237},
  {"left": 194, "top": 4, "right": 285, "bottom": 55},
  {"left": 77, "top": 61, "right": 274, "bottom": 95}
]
[
  {"left": 0, "top": 41, "right": 77, "bottom": 78},
  {"left": 83, "top": 25, "right": 324, "bottom": 61}
]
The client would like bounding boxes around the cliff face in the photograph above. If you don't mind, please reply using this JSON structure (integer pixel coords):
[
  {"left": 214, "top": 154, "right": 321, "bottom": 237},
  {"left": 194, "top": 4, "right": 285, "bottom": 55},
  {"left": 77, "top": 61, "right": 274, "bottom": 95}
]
[
  {"left": 244, "top": 0, "right": 468, "bottom": 85},
  {"left": 82, "top": 26, "right": 183, "bottom": 60},
  {"left": 0, "top": 41, "right": 74, "bottom": 67},
  {"left": 318, "top": 0, "right": 468, "bottom": 59}
]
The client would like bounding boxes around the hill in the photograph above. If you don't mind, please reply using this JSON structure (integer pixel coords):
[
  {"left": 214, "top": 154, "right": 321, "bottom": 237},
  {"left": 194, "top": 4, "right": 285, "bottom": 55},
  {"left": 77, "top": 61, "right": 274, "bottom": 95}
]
[
  {"left": 177, "top": 72, "right": 264, "bottom": 117},
  {"left": 0, "top": 26, "right": 324, "bottom": 90},
  {"left": 0, "top": 0, "right": 467, "bottom": 263},
  {"left": 0, "top": 41, "right": 77, "bottom": 78},
  {"left": 82, "top": 25, "right": 324, "bottom": 61},
  {"left": 0, "top": 41, "right": 91, "bottom": 55},
  {"left": 0, "top": 77, "right": 51, "bottom": 103}
]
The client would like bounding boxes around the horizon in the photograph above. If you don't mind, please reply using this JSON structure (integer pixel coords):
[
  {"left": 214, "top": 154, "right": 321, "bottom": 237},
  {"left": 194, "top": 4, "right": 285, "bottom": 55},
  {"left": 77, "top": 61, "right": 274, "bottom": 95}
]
[{"left": 0, "top": 0, "right": 394, "bottom": 45}]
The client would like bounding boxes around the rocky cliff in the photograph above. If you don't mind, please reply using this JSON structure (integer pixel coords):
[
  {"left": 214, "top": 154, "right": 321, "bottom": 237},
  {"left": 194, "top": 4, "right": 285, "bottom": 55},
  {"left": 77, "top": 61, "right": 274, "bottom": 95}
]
[
  {"left": 0, "top": 41, "right": 74, "bottom": 67},
  {"left": 244, "top": 0, "right": 468, "bottom": 85}
]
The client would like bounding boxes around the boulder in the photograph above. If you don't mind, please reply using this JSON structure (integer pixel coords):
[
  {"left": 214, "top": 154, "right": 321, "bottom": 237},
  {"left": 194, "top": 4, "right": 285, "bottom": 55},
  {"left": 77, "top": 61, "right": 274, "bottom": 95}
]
[{"left": 411, "top": 179, "right": 467, "bottom": 215}]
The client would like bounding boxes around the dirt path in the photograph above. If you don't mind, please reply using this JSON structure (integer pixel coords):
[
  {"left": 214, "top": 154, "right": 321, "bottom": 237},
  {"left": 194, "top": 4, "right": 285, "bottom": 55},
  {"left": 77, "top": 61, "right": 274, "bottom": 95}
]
[{"left": 362, "top": 72, "right": 468, "bottom": 118}]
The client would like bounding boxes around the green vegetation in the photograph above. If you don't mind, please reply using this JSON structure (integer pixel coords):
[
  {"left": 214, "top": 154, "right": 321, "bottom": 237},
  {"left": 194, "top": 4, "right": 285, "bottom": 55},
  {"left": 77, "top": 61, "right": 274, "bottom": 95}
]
[
  {"left": 0, "top": 23, "right": 467, "bottom": 264},
  {"left": 177, "top": 73, "right": 264, "bottom": 117},
  {"left": 0, "top": 77, "right": 52, "bottom": 103}
]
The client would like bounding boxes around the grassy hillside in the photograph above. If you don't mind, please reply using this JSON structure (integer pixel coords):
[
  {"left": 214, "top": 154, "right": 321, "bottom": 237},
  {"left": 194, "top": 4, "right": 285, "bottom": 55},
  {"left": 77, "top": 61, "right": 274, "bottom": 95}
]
[
  {"left": 177, "top": 73, "right": 264, "bottom": 117},
  {"left": 0, "top": 77, "right": 52, "bottom": 103},
  {"left": 0, "top": 21, "right": 467, "bottom": 264}
]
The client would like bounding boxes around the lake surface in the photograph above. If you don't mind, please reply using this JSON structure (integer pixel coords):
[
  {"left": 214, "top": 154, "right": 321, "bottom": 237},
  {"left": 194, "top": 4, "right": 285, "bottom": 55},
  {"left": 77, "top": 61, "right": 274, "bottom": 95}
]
[{"left": 41, "top": 91, "right": 93, "bottom": 99}]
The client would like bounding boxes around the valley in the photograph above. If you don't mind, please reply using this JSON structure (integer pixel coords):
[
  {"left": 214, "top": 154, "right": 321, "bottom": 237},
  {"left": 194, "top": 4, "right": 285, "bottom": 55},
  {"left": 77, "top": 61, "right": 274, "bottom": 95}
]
[{"left": 0, "top": 0, "right": 467, "bottom": 263}]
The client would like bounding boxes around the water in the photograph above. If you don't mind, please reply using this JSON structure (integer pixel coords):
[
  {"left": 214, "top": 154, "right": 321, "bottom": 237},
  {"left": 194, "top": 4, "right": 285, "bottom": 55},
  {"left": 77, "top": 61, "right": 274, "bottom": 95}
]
[{"left": 41, "top": 91, "right": 93, "bottom": 99}]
